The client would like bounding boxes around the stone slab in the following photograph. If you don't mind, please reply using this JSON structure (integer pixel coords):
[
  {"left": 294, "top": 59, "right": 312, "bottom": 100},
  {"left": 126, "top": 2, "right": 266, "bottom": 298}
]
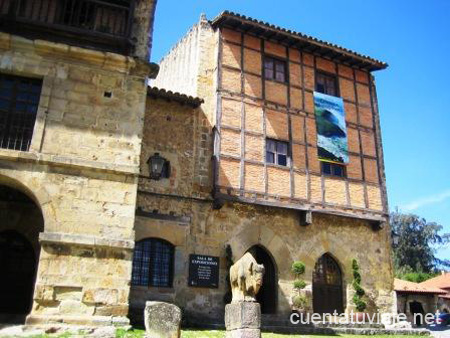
[{"left": 144, "top": 301, "right": 181, "bottom": 338}]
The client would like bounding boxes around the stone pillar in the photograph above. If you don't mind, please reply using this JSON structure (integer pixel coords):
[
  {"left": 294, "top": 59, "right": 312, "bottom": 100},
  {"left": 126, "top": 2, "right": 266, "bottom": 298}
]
[
  {"left": 131, "top": 0, "right": 158, "bottom": 61},
  {"left": 225, "top": 302, "right": 261, "bottom": 338},
  {"left": 144, "top": 301, "right": 181, "bottom": 338}
]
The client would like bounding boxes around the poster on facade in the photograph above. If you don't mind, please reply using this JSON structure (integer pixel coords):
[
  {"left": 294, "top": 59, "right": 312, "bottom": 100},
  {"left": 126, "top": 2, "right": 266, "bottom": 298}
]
[{"left": 313, "top": 92, "right": 349, "bottom": 164}]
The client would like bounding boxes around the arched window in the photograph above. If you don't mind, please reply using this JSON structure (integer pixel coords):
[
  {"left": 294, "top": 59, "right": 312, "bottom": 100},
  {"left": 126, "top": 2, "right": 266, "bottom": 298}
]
[{"left": 131, "top": 238, "right": 174, "bottom": 287}]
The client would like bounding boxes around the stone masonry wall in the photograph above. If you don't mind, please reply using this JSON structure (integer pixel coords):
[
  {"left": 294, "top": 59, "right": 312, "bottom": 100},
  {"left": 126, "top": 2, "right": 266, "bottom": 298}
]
[
  {"left": 0, "top": 32, "right": 150, "bottom": 327},
  {"left": 134, "top": 195, "right": 395, "bottom": 326}
]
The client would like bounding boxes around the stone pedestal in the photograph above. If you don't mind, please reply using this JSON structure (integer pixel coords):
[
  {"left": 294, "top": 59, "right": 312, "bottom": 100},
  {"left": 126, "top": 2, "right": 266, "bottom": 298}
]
[
  {"left": 225, "top": 302, "right": 261, "bottom": 338},
  {"left": 144, "top": 301, "right": 181, "bottom": 338}
]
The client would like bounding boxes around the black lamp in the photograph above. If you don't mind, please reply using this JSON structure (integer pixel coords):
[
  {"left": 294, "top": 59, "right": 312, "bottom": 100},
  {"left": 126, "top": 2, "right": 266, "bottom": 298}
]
[{"left": 147, "top": 153, "right": 168, "bottom": 180}]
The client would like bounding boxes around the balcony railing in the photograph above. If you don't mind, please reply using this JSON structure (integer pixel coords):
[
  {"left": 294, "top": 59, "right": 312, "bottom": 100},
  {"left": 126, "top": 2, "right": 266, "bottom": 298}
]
[{"left": 0, "top": 0, "right": 134, "bottom": 54}]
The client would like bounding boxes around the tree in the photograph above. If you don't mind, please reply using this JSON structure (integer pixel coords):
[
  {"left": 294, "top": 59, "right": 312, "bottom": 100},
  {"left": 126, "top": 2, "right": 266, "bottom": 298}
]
[{"left": 391, "top": 211, "right": 450, "bottom": 275}]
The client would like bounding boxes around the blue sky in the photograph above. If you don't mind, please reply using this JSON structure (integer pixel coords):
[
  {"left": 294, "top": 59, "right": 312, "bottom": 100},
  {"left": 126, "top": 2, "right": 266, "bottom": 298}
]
[{"left": 151, "top": 0, "right": 450, "bottom": 262}]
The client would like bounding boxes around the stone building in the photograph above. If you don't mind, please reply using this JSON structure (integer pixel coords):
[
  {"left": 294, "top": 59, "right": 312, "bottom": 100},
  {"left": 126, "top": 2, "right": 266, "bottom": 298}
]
[
  {"left": 394, "top": 278, "right": 447, "bottom": 326},
  {"left": 132, "top": 12, "right": 395, "bottom": 326},
  {"left": 0, "top": 0, "right": 158, "bottom": 328}
]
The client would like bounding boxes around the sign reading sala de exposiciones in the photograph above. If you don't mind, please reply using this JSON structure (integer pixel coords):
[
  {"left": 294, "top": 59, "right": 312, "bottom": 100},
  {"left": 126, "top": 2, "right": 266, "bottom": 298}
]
[{"left": 188, "top": 254, "right": 219, "bottom": 288}]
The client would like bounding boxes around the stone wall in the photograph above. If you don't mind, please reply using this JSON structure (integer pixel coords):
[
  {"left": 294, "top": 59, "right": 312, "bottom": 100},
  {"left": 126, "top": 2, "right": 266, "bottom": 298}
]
[
  {"left": 396, "top": 292, "right": 438, "bottom": 325},
  {"left": 0, "top": 32, "right": 151, "bottom": 327},
  {"left": 133, "top": 95, "right": 395, "bottom": 326},
  {"left": 134, "top": 195, "right": 395, "bottom": 325}
]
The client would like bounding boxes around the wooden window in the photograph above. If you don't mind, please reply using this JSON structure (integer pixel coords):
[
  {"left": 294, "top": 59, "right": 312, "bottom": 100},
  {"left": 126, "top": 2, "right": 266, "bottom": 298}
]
[
  {"left": 266, "top": 139, "right": 289, "bottom": 166},
  {"left": 316, "top": 72, "right": 338, "bottom": 96},
  {"left": 0, "top": 74, "right": 42, "bottom": 151},
  {"left": 264, "top": 56, "right": 287, "bottom": 83},
  {"left": 321, "top": 162, "right": 347, "bottom": 178},
  {"left": 131, "top": 238, "right": 174, "bottom": 288}
]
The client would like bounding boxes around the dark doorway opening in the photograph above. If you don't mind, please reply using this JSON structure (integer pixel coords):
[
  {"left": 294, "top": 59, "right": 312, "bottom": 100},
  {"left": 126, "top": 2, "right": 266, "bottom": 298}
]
[
  {"left": 0, "top": 230, "right": 36, "bottom": 314},
  {"left": 313, "top": 253, "right": 344, "bottom": 314},
  {"left": 247, "top": 245, "right": 277, "bottom": 314},
  {"left": 410, "top": 301, "right": 425, "bottom": 326},
  {"left": 0, "top": 185, "right": 43, "bottom": 323}
]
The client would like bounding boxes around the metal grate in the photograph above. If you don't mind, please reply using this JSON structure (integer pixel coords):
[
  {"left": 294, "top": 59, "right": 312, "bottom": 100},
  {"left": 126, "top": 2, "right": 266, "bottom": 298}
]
[
  {"left": 131, "top": 238, "right": 174, "bottom": 288},
  {"left": 1, "top": 0, "right": 132, "bottom": 37},
  {"left": 0, "top": 74, "right": 42, "bottom": 151}
]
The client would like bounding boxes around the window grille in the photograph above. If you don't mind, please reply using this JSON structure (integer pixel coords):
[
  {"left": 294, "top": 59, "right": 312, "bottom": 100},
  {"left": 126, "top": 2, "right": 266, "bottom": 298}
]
[
  {"left": 0, "top": 74, "right": 42, "bottom": 151},
  {"left": 131, "top": 238, "right": 174, "bottom": 288}
]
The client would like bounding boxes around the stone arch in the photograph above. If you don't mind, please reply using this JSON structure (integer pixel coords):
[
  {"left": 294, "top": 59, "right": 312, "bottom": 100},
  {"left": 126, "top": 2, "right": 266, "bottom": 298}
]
[
  {"left": 226, "top": 223, "right": 293, "bottom": 276},
  {"left": 246, "top": 244, "right": 278, "bottom": 314},
  {"left": 0, "top": 173, "right": 54, "bottom": 231}
]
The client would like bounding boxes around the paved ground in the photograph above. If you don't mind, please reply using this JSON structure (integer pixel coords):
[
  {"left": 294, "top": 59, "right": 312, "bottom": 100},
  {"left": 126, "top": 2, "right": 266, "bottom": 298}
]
[{"left": 429, "top": 325, "right": 450, "bottom": 338}]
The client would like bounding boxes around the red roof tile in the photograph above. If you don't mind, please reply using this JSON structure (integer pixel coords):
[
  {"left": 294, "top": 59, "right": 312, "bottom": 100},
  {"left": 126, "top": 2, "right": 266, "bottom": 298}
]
[
  {"left": 394, "top": 278, "right": 447, "bottom": 294},
  {"left": 420, "top": 273, "right": 450, "bottom": 290}
]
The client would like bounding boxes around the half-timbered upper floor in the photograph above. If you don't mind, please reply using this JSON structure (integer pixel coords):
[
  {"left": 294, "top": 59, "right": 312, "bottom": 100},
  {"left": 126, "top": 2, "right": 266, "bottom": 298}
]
[{"left": 152, "top": 12, "right": 390, "bottom": 224}]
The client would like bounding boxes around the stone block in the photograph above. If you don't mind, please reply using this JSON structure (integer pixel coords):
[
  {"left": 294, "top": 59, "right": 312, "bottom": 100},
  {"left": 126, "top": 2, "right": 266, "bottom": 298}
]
[
  {"left": 144, "top": 301, "right": 181, "bottom": 338},
  {"left": 225, "top": 302, "right": 261, "bottom": 338},
  {"left": 82, "top": 288, "right": 119, "bottom": 305}
]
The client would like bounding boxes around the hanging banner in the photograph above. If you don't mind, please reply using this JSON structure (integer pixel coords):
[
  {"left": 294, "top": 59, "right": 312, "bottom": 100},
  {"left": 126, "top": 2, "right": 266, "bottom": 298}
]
[{"left": 313, "top": 92, "right": 349, "bottom": 164}]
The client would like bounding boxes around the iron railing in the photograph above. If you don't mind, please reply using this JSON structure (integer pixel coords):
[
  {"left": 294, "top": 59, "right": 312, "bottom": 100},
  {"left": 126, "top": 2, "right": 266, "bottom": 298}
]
[{"left": 0, "top": 0, "right": 133, "bottom": 52}]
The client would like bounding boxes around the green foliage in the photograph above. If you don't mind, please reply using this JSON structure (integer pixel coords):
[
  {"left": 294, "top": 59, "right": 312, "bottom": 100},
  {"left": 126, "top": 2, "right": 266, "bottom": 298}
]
[
  {"left": 351, "top": 259, "right": 367, "bottom": 312},
  {"left": 291, "top": 261, "right": 305, "bottom": 275},
  {"left": 293, "top": 279, "right": 307, "bottom": 289},
  {"left": 396, "top": 271, "right": 438, "bottom": 283},
  {"left": 292, "top": 294, "right": 307, "bottom": 309},
  {"left": 391, "top": 211, "right": 450, "bottom": 274}
]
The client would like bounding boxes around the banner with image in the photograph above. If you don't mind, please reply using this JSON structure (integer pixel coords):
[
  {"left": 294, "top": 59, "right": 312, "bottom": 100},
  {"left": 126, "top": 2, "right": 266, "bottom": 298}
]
[{"left": 313, "top": 92, "right": 349, "bottom": 164}]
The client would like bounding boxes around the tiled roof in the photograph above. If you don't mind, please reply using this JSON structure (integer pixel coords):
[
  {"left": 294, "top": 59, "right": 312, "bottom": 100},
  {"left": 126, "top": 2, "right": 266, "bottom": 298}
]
[
  {"left": 211, "top": 11, "right": 388, "bottom": 72},
  {"left": 394, "top": 278, "right": 447, "bottom": 294},
  {"left": 147, "top": 87, "right": 204, "bottom": 108},
  {"left": 420, "top": 273, "right": 450, "bottom": 290}
]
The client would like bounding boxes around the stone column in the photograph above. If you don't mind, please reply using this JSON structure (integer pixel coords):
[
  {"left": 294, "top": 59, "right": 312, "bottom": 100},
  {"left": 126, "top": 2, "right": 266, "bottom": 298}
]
[{"left": 225, "top": 302, "right": 261, "bottom": 338}]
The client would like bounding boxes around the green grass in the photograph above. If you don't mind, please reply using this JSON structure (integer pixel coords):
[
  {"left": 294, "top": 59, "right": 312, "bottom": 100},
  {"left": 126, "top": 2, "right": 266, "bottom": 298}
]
[{"left": 115, "top": 329, "right": 424, "bottom": 338}]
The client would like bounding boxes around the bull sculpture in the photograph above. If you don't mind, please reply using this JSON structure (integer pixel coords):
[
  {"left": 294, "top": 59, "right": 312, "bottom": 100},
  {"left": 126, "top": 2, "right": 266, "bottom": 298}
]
[{"left": 229, "top": 252, "right": 265, "bottom": 303}]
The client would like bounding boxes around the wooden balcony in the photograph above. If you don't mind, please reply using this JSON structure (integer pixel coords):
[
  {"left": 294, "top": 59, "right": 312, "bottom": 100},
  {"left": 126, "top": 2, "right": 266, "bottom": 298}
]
[{"left": 0, "top": 0, "right": 134, "bottom": 54}]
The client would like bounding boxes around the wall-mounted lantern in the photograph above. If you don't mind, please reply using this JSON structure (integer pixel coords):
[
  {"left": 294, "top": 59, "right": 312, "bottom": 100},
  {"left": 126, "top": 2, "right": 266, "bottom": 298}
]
[{"left": 147, "top": 153, "right": 169, "bottom": 180}]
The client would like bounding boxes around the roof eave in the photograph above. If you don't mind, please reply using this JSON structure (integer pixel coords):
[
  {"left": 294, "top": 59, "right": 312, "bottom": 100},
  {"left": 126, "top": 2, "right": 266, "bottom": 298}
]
[
  {"left": 211, "top": 11, "right": 388, "bottom": 72},
  {"left": 147, "top": 86, "right": 204, "bottom": 108}
]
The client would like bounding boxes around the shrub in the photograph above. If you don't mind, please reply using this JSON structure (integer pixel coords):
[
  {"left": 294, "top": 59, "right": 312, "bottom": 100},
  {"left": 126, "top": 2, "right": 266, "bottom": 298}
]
[
  {"left": 293, "top": 279, "right": 307, "bottom": 289},
  {"left": 291, "top": 261, "right": 305, "bottom": 275},
  {"left": 292, "top": 295, "right": 307, "bottom": 309},
  {"left": 352, "top": 259, "right": 367, "bottom": 312}
]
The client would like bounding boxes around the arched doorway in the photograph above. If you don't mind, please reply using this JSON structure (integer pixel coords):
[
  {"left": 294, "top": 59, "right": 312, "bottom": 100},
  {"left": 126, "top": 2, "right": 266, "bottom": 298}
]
[
  {"left": 247, "top": 245, "right": 277, "bottom": 314},
  {"left": 0, "top": 185, "right": 43, "bottom": 322},
  {"left": 313, "top": 253, "right": 344, "bottom": 314}
]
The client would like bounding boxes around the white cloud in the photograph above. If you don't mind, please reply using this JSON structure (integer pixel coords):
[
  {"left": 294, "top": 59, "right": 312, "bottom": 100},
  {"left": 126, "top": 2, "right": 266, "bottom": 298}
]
[{"left": 401, "top": 189, "right": 450, "bottom": 211}]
